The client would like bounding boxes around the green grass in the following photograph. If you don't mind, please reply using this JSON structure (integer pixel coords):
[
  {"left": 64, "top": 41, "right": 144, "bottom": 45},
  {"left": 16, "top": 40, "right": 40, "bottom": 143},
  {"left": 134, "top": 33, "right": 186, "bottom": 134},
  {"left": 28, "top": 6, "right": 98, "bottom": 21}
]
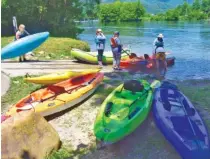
[
  {"left": 47, "top": 147, "right": 73, "bottom": 159},
  {"left": 176, "top": 80, "right": 210, "bottom": 129},
  {"left": 1, "top": 76, "right": 42, "bottom": 111},
  {"left": 177, "top": 80, "right": 210, "bottom": 111},
  {"left": 1, "top": 36, "right": 90, "bottom": 60}
]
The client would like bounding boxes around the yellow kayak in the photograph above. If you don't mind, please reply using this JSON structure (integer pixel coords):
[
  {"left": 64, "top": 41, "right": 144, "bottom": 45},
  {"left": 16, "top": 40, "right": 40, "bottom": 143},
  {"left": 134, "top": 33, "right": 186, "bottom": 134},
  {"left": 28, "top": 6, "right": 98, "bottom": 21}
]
[
  {"left": 6, "top": 72, "right": 104, "bottom": 117},
  {"left": 24, "top": 69, "right": 100, "bottom": 85}
]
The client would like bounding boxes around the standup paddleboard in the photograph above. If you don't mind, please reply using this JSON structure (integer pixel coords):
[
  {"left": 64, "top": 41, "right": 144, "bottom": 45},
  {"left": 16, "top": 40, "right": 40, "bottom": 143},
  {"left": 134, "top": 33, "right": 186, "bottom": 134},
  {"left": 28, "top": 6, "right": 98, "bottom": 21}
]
[{"left": 1, "top": 32, "right": 49, "bottom": 60}]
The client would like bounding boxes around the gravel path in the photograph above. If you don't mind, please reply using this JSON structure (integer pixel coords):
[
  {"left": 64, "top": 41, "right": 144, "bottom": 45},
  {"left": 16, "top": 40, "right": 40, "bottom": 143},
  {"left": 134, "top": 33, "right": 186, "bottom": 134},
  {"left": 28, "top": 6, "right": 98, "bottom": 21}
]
[{"left": 1, "top": 72, "right": 10, "bottom": 96}]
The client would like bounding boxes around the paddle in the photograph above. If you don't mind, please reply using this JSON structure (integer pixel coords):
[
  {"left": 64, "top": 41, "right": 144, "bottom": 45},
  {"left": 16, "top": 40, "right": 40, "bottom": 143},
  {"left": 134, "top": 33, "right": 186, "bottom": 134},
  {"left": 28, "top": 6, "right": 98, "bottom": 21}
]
[
  {"left": 122, "top": 48, "right": 172, "bottom": 60},
  {"left": 122, "top": 49, "right": 137, "bottom": 59},
  {"left": 13, "top": 16, "right": 18, "bottom": 34}
]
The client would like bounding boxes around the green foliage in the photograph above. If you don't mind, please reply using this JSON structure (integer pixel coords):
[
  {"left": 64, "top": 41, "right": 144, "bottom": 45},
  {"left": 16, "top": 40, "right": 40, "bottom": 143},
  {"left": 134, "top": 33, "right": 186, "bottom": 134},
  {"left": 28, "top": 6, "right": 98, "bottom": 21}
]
[
  {"left": 151, "top": 0, "right": 210, "bottom": 21},
  {"left": 99, "top": 0, "right": 145, "bottom": 22},
  {"left": 192, "top": 0, "right": 201, "bottom": 10},
  {"left": 1, "top": 0, "right": 98, "bottom": 37},
  {"left": 1, "top": 36, "right": 90, "bottom": 60},
  {"left": 82, "top": 0, "right": 100, "bottom": 19}
]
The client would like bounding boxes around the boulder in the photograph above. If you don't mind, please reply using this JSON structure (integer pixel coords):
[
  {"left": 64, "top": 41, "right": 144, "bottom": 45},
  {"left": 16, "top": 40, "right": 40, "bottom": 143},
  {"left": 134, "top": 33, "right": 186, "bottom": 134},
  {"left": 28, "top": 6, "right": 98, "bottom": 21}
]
[{"left": 1, "top": 110, "right": 60, "bottom": 159}]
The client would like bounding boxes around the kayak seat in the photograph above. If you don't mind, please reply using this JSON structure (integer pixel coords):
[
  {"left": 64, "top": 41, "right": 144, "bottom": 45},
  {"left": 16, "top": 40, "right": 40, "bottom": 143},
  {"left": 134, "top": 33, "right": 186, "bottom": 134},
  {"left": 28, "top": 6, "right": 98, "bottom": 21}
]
[
  {"left": 160, "top": 89, "right": 172, "bottom": 111},
  {"left": 128, "top": 107, "right": 141, "bottom": 119},
  {"left": 47, "top": 85, "right": 66, "bottom": 94},
  {"left": 105, "top": 102, "right": 113, "bottom": 117},
  {"left": 70, "top": 76, "right": 85, "bottom": 85},
  {"left": 123, "top": 80, "right": 144, "bottom": 94}
]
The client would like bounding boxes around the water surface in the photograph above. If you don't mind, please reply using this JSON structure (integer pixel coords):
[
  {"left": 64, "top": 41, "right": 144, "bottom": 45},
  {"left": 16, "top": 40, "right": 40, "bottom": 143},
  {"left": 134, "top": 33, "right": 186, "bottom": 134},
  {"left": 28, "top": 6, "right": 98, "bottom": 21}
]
[{"left": 78, "top": 21, "right": 210, "bottom": 80}]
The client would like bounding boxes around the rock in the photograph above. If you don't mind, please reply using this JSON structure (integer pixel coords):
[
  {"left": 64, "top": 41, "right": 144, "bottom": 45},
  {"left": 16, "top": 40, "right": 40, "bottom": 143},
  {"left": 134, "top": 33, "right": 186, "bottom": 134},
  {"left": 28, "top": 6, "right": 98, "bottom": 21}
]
[{"left": 1, "top": 110, "right": 60, "bottom": 159}]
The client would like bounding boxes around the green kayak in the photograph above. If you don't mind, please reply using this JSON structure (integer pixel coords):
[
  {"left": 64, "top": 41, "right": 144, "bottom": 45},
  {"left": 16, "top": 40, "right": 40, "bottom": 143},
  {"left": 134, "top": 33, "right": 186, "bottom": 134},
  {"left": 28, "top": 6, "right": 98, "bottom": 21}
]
[
  {"left": 71, "top": 48, "right": 129, "bottom": 64},
  {"left": 94, "top": 80, "right": 155, "bottom": 143}
]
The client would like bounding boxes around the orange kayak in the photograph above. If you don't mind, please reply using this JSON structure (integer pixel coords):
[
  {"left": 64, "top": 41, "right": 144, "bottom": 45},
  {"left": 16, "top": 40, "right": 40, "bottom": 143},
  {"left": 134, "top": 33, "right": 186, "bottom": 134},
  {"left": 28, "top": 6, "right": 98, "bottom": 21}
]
[{"left": 6, "top": 72, "right": 104, "bottom": 117}]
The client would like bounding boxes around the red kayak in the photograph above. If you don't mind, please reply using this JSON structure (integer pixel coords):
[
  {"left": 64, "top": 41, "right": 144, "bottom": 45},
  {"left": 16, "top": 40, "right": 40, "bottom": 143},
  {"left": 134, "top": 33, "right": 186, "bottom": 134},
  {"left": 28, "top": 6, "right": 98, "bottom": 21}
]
[{"left": 120, "top": 55, "right": 175, "bottom": 71}]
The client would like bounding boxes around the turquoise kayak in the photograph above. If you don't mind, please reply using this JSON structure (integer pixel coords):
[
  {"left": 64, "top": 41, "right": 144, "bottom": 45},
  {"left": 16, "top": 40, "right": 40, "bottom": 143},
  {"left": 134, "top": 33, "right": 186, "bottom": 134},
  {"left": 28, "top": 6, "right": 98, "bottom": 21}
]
[{"left": 1, "top": 32, "right": 49, "bottom": 60}]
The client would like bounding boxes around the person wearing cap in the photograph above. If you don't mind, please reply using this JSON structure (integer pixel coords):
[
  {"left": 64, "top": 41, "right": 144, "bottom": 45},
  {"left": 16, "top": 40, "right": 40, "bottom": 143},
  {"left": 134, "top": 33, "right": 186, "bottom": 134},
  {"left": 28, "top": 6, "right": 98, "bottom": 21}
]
[
  {"left": 110, "top": 31, "right": 122, "bottom": 70},
  {"left": 153, "top": 34, "right": 167, "bottom": 76},
  {"left": 15, "top": 24, "right": 30, "bottom": 62},
  {"left": 95, "top": 29, "right": 106, "bottom": 67}
]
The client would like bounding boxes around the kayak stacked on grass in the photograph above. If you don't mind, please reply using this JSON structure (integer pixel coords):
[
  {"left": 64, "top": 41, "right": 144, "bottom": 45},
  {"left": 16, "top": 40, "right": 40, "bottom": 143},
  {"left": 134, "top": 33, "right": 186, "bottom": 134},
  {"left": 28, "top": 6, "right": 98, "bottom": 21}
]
[
  {"left": 152, "top": 81, "right": 210, "bottom": 159},
  {"left": 25, "top": 69, "right": 100, "bottom": 85},
  {"left": 94, "top": 80, "right": 159, "bottom": 143},
  {"left": 6, "top": 72, "right": 104, "bottom": 117},
  {"left": 1, "top": 32, "right": 49, "bottom": 60},
  {"left": 71, "top": 48, "right": 130, "bottom": 64}
]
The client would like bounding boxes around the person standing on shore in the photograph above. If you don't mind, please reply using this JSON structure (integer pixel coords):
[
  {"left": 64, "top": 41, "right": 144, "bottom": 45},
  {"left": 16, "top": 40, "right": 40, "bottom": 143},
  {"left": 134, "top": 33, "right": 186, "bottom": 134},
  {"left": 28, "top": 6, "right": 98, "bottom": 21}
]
[
  {"left": 153, "top": 34, "right": 167, "bottom": 76},
  {"left": 110, "top": 31, "right": 122, "bottom": 70},
  {"left": 15, "top": 24, "right": 30, "bottom": 62},
  {"left": 95, "top": 29, "right": 106, "bottom": 68}
]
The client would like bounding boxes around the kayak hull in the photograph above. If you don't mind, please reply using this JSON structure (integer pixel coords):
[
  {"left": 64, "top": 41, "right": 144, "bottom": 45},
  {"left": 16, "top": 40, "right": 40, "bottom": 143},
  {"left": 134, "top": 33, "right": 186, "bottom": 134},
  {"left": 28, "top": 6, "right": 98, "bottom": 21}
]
[
  {"left": 6, "top": 73, "right": 104, "bottom": 117},
  {"left": 94, "top": 80, "right": 153, "bottom": 143},
  {"left": 25, "top": 69, "right": 100, "bottom": 85},
  {"left": 71, "top": 48, "right": 129, "bottom": 64},
  {"left": 152, "top": 82, "right": 210, "bottom": 159},
  {"left": 1, "top": 32, "right": 49, "bottom": 60},
  {"left": 120, "top": 56, "right": 175, "bottom": 70}
]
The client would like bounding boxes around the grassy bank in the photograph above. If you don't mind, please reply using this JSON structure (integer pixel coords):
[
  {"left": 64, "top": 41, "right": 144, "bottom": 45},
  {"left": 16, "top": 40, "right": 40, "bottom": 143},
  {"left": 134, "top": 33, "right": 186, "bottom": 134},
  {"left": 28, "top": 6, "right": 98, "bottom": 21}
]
[
  {"left": 1, "top": 74, "right": 210, "bottom": 158},
  {"left": 1, "top": 37, "right": 90, "bottom": 60}
]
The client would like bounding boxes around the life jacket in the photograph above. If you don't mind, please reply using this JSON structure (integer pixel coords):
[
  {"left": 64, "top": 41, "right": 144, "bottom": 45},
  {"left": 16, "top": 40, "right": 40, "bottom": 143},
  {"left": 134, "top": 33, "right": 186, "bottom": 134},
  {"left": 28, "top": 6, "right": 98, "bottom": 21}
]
[
  {"left": 14, "top": 31, "right": 29, "bottom": 40},
  {"left": 110, "top": 37, "right": 118, "bottom": 48}
]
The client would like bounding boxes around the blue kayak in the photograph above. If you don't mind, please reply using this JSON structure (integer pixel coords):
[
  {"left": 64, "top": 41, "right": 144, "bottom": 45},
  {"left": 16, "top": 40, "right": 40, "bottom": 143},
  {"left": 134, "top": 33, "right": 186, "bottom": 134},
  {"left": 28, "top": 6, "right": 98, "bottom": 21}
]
[
  {"left": 152, "top": 81, "right": 210, "bottom": 159},
  {"left": 1, "top": 32, "right": 49, "bottom": 60}
]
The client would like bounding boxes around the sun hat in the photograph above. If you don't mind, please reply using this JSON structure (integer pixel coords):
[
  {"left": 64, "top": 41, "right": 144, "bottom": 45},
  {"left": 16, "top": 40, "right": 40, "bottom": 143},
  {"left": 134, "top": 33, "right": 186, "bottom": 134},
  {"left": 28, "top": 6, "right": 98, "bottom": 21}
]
[
  {"left": 157, "top": 33, "right": 164, "bottom": 38},
  {"left": 97, "top": 29, "right": 102, "bottom": 32}
]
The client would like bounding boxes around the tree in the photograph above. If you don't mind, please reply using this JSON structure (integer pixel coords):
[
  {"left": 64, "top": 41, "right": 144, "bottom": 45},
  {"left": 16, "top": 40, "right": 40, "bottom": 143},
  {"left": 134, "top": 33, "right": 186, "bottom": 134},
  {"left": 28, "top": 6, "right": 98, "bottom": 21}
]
[
  {"left": 1, "top": 0, "right": 97, "bottom": 37},
  {"left": 202, "top": 0, "right": 210, "bottom": 13},
  {"left": 98, "top": 1, "right": 145, "bottom": 22},
  {"left": 192, "top": 0, "right": 201, "bottom": 10},
  {"left": 135, "top": 0, "right": 145, "bottom": 21}
]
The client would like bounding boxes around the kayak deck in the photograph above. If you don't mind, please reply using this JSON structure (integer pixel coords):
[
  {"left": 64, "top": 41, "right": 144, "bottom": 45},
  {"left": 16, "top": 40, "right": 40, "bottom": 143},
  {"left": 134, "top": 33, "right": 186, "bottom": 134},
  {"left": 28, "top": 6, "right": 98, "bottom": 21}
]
[
  {"left": 94, "top": 80, "right": 153, "bottom": 143},
  {"left": 153, "top": 82, "right": 210, "bottom": 159}
]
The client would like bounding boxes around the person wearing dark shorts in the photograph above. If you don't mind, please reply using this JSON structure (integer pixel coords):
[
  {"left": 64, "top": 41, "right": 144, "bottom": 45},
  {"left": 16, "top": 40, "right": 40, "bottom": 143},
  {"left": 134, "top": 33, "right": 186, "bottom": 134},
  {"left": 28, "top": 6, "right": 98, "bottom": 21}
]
[{"left": 95, "top": 29, "right": 106, "bottom": 68}]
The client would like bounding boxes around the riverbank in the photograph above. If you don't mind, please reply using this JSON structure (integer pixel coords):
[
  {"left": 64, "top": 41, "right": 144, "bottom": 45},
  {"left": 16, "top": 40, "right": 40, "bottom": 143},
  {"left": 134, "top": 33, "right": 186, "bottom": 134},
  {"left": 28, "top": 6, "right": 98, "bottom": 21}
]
[
  {"left": 1, "top": 72, "right": 210, "bottom": 159},
  {"left": 1, "top": 37, "right": 90, "bottom": 61}
]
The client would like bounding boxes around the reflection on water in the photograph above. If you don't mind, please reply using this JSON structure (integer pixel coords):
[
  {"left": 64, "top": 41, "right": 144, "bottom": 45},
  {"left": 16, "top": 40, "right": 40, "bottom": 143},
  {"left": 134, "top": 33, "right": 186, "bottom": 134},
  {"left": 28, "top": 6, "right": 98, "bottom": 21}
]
[{"left": 78, "top": 21, "right": 210, "bottom": 80}]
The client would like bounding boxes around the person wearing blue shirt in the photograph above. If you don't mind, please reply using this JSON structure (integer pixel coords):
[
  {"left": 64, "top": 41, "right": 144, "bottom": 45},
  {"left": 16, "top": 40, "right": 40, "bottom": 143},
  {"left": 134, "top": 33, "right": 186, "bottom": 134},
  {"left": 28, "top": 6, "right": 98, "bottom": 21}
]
[
  {"left": 15, "top": 24, "right": 30, "bottom": 62},
  {"left": 95, "top": 29, "right": 106, "bottom": 68}
]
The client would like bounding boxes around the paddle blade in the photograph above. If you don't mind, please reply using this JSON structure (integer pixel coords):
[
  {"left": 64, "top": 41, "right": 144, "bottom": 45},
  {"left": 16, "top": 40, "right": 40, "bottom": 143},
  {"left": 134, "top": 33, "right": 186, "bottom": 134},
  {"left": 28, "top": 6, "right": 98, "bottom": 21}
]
[{"left": 150, "top": 80, "right": 161, "bottom": 89}]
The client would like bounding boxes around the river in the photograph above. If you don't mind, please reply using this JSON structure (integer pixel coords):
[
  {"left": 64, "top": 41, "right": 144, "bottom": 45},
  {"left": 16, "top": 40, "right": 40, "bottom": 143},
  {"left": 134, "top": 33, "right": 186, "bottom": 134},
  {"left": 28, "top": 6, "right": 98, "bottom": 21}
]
[{"left": 78, "top": 21, "right": 210, "bottom": 80}]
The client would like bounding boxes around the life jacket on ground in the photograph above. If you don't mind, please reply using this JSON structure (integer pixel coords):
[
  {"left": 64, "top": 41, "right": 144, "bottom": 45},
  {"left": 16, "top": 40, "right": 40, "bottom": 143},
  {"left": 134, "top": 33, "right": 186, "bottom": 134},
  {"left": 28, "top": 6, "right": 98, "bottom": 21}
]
[{"left": 110, "top": 37, "right": 118, "bottom": 48}]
